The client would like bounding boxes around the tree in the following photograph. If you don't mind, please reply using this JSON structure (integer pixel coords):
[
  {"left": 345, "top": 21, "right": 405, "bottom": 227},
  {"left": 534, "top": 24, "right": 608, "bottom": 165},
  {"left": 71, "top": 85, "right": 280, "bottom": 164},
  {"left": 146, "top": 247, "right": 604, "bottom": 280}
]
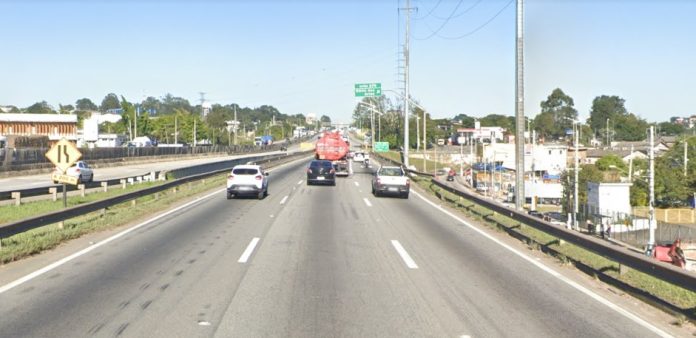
[
  {"left": 58, "top": 104, "right": 74, "bottom": 114},
  {"left": 453, "top": 114, "right": 475, "bottom": 128},
  {"left": 75, "top": 98, "right": 98, "bottom": 111},
  {"left": 480, "top": 114, "right": 515, "bottom": 134},
  {"left": 561, "top": 164, "right": 603, "bottom": 215},
  {"left": 100, "top": 93, "right": 121, "bottom": 112},
  {"left": 141, "top": 96, "right": 161, "bottom": 115},
  {"left": 534, "top": 88, "right": 577, "bottom": 140},
  {"left": 25, "top": 101, "right": 55, "bottom": 114},
  {"left": 657, "top": 121, "right": 685, "bottom": 136}
]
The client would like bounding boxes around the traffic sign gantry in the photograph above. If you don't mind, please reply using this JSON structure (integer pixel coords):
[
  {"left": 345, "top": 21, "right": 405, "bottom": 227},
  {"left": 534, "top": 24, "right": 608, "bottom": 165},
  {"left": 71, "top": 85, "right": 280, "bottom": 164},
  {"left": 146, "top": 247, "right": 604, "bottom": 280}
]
[
  {"left": 354, "top": 83, "right": 382, "bottom": 97},
  {"left": 45, "top": 138, "right": 82, "bottom": 173}
]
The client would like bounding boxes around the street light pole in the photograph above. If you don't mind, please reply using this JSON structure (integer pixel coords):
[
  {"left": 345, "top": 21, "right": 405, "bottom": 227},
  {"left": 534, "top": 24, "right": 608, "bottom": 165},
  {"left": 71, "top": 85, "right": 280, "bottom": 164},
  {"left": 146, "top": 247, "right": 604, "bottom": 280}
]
[
  {"left": 648, "top": 125, "right": 656, "bottom": 253},
  {"left": 574, "top": 121, "right": 579, "bottom": 230}
]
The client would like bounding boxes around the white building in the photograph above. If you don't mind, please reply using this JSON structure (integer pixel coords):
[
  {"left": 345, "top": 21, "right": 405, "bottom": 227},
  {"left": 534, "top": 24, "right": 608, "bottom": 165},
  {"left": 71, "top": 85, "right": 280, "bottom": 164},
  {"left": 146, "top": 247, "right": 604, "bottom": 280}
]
[{"left": 482, "top": 143, "right": 567, "bottom": 175}]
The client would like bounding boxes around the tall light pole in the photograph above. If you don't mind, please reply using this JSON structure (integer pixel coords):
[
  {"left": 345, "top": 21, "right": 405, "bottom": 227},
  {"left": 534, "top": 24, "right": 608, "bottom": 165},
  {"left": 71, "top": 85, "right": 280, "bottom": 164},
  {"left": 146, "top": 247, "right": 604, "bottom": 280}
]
[
  {"left": 514, "top": 0, "right": 525, "bottom": 210},
  {"left": 573, "top": 121, "right": 579, "bottom": 230},
  {"left": 403, "top": 0, "right": 411, "bottom": 168},
  {"left": 648, "top": 125, "right": 656, "bottom": 253}
]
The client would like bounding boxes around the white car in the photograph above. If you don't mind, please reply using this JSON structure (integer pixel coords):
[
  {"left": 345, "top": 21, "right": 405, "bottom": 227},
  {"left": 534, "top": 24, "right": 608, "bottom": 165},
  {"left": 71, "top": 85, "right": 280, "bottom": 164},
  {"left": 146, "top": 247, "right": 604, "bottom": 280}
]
[
  {"left": 53, "top": 160, "right": 94, "bottom": 184},
  {"left": 372, "top": 165, "right": 410, "bottom": 198},
  {"left": 226, "top": 164, "right": 269, "bottom": 199},
  {"left": 353, "top": 152, "right": 365, "bottom": 162}
]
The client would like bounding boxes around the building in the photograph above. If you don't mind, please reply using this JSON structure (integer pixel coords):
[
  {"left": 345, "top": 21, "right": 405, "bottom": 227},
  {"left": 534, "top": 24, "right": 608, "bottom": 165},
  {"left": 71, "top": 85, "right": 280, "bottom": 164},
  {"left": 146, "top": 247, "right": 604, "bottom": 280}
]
[
  {"left": 456, "top": 121, "right": 506, "bottom": 144},
  {"left": 0, "top": 113, "right": 78, "bottom": 146}
]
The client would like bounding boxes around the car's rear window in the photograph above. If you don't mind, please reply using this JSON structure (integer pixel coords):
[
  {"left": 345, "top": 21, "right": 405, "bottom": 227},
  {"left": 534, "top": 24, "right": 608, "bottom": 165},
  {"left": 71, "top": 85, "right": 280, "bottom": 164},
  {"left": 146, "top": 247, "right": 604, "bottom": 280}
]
[
  {"left": 310, "top": 161, "right": 332, "bottom": 168},
  {"left": 232, "top": 168, "right": 259, "bottom": 175},
  {"left": 380, "top": 168, "right": 403, "bottom": 176}
]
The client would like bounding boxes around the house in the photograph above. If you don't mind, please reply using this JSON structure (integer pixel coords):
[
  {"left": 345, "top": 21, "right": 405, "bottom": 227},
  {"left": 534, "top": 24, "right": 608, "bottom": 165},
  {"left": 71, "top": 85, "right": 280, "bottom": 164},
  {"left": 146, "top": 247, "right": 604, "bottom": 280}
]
[
  {"left": 0, "top": 113, "right": 78, "bottom": 146},
  {"left": 585, "top": 148, "right": 648, "bottom": 165}
]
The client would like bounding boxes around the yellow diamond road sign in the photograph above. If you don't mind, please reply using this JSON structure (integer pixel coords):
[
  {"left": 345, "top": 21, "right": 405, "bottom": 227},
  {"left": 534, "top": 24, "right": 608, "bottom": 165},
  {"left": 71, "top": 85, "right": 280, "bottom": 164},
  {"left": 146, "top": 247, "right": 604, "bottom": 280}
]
[{"left": 46, "top": 138, "right": 82, "bottom": 173}]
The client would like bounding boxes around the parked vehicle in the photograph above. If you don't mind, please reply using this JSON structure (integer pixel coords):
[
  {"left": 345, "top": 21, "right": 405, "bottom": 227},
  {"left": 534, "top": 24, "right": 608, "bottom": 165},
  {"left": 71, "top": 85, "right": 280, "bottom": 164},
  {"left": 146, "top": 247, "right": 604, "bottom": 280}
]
[
  {"left": 226, "top": 164, "right": 269, "bottom": 199},
  {"left": 372, "top": 165, "right": 410, "bottom": 198},
  {"left": 53, "top": 160, "right": 94, "bottom": 184},
  {"left": 447, "top": 169, "right": 456, "bottom": 181},
  {"left": 306, "top": 160, "right": 336, "bottom": 186},
  {"left": 315, "top": 131, "right": 350, "bottom": 176}
]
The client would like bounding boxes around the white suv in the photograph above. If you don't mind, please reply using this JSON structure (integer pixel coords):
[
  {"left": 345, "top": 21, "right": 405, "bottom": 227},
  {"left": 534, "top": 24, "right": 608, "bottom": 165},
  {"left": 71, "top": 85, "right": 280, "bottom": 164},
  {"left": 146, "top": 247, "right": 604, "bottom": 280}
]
[{"left": 226, "top": 164, "right": 269, "bottom": 199}]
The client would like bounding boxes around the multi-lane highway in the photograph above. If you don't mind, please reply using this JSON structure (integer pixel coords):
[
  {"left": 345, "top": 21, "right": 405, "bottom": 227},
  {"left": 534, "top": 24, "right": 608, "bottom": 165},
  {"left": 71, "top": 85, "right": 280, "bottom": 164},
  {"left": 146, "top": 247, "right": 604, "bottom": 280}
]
[{"left": 0, "top": 156, "right": 686, "bottom": 337}]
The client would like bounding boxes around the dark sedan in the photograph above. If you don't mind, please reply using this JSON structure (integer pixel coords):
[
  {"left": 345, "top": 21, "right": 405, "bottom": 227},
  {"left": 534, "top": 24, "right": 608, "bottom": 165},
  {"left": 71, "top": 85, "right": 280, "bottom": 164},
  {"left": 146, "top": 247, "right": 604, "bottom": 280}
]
[{"left": 306, "top": 160, "right": 336, "bottom": 186}]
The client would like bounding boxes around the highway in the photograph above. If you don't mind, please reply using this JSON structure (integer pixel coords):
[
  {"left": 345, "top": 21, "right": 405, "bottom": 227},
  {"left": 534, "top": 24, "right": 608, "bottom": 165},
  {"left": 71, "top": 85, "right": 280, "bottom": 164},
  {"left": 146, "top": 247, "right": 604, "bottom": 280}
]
[{"left": 0, "top": 156, "right": 683, "bottom": 337}]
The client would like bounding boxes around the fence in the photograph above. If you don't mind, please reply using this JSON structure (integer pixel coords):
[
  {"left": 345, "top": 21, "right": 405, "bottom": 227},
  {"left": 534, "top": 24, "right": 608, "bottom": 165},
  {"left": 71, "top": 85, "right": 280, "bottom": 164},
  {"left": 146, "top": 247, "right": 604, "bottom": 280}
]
[{"left": 0, "top": 143, "right": 286, "bottom": 172}]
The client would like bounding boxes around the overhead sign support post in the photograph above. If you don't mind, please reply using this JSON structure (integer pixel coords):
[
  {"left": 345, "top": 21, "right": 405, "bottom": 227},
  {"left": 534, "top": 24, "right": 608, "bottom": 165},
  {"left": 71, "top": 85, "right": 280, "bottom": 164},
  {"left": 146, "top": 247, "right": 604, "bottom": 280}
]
[
  {"left": 45, "top": 138, "right": 82, "bottom": 208},
  {"left": 355, "top": 83, "right": 382, "bottom": 150}
]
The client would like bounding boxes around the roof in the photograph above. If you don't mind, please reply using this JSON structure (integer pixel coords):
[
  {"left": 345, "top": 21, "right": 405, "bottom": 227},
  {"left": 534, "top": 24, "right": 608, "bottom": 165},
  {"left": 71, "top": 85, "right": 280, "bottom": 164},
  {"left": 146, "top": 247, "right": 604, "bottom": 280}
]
[
  {"left": 0, "top": 113, "right": 77, "bottom": 123},
  {"left": 586, "top": 148, "right": 645, "bottom": 158},
  {"left": 233, "top": 164, "right": 262, "bottom": 169}
]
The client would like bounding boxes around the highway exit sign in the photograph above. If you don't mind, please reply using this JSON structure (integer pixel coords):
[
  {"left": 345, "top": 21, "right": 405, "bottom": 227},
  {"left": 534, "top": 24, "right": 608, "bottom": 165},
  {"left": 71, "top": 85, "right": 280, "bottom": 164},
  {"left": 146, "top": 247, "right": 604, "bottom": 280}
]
[
  {"left": 46, "top": 138, "right": 82, "bottom": 173},
  {"left": 374, "top": 142, "right": 389, "bottom": 152},
  {"left": 354, "top": 83, "right": 381, "bottom": 97}
]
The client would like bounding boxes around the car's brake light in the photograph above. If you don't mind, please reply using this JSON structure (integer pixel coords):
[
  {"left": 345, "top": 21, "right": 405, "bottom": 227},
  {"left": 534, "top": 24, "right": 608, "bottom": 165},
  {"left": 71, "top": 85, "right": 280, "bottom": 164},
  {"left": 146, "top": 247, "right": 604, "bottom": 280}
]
[
  {"left": 307, "top": 168, "right": 312, "bottom": 174},
  {"left": 406, "top": 179, "right": 410, "bottom": 187},
  {"left": 75, "top": 169, "right": 80, "bottom": 173},
  {"left": 376, "top": 178, "right": 381, "bottom": 185},
  {"left": 255, "top": 175, "right": 263, "bottom": 180},
  {"left": 227, "top": 174, "right": 234, "bottom": 180},
  {"left": 330, "top": 168, "right": 335, "bottom": 174}
]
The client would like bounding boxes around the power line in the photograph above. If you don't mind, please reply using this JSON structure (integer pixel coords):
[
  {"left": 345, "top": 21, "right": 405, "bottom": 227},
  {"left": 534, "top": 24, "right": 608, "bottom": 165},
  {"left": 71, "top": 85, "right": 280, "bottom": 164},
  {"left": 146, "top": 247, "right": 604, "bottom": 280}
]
[
  {"left": 413, "top": 0, "right": 465, "bottom": 41},
  {"left": 417, "top": 0, "right": 513, "bottom": 41},
  {"left": 431, "top": 0, "right": 483, "bottom": 21},
  {"left": 413, "top": 0, "right": 442, "bottom": 20}
]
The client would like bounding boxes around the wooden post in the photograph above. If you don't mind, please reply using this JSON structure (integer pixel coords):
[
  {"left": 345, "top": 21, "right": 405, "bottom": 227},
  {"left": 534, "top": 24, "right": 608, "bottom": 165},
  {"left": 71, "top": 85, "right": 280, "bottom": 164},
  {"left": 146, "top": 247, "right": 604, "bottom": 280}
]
[
  {"left": 49, "top": 187, "right": 58, "bottom": 202},
  {"left": 120, "top": 179, "right": 126, "bottom": 189},
  {"left": 57, "top": 221, "right": 64, "bottom": 229},
  {"left": 101, "top": 181, "right": 108, "bottom": 192},
  {"left": 11, "top": 192, "right": 20, "bottom": 206},
  {"left": 131, "top": 199, "right": 136, "bottom": 206},
  {"left": 78, "top": 184, "right": 85, "bottom": 197}
]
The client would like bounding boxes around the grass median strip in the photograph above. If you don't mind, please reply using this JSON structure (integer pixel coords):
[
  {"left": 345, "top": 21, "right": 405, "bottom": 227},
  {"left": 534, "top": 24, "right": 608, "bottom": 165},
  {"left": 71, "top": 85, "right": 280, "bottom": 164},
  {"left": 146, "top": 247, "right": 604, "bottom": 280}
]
[
  {"left": 416, "top": 176, "right": 696, "bottom": 318},
  {"left": 0, "top": 175, "right": 227, "bottom": 264}
]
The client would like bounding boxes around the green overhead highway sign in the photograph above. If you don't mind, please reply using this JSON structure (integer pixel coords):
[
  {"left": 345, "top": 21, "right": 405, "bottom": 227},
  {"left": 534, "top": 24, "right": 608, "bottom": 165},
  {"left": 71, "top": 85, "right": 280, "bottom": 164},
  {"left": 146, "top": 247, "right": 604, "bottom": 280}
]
[
  {"left": 374, "top": 142, "right": 389, "bottom": 152},
  {"left": 354, "top": 83, "right": 381, "bottom": 97}
]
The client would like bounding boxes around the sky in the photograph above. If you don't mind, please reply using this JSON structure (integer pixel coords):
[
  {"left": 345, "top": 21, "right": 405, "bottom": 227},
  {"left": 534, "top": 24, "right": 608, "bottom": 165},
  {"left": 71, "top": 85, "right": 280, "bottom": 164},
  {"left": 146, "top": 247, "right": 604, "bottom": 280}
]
[{"left": 1, "top": 0, "right": 694, "bottom": 124}]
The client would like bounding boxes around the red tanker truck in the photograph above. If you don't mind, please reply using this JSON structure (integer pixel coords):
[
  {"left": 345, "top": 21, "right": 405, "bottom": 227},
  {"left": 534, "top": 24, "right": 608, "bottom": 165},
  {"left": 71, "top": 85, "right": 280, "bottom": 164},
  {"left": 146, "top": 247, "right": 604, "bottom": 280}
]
[{"left": 315, "top": 131, "right": 351, "bottom": 176}]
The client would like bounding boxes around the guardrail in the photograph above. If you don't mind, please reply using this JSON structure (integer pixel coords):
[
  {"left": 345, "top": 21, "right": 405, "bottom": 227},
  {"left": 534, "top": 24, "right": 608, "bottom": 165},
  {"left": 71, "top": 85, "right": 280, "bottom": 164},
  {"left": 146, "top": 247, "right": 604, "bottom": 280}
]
[
  {"left": 0, "top": 151, "right": 313, "bottom": 239},
  {"left": 370, "top": 151, "right": 696, "bottom": 294}
]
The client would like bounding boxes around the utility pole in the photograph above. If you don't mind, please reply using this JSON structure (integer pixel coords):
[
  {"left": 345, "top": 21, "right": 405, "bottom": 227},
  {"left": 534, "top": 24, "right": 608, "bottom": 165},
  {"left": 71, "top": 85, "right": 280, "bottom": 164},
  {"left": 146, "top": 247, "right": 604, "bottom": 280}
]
[
  {"left": 648, "top": 125, "right": 656, "bottom": 254},
  {"left": 402, "top": 0, "right": 415, "bottom": 168},
  {"left": 684, "top": 139, "right": 688, "bottom": 177},
  {"left": 174, "top": 115, "right": 178, "bottom": 144},
  {"left": 573, "top": 121, "right": 579, "bottom": 230},
  {"left": 199, "top": 92, "right": 206, "bottom": 117},
  {"left": 514, "top": 0, "right": 525, "bottom": 210},
  {"left": 234, "top": 106, "right": 238, "bottom": 145}
]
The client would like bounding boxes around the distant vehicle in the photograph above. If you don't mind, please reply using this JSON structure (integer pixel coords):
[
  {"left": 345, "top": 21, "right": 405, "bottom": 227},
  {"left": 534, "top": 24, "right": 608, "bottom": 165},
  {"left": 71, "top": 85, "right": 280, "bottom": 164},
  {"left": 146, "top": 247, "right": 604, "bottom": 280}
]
[
  {"left": 353, "top": 152, "right": 365, "bottom": 162},
  {"left": 226, "top": 164, "right": 269, "bottom": 199},
  {"left": 447, "top": 169, "right": 456, "bottom": 181},
  {"left": 255, "top": 135, "right": 274, "bottom": 146},
  {"left": 475, "top": 182, "right": 489, "bottom": 193},
  {"left": 54, "top": 160, "right": 94, "bottom": 184},
  {"left": 306, "top": 160, "right": 336, "bottom": 186},
  {"left": 315, "top": 131, "right": 350, "bottom": 176},
  {"left": 372, "top": 165, "right": 410, "bottom": 198},
  {"left": 527, "top": 210, "right": 544, "bottom": 219}
]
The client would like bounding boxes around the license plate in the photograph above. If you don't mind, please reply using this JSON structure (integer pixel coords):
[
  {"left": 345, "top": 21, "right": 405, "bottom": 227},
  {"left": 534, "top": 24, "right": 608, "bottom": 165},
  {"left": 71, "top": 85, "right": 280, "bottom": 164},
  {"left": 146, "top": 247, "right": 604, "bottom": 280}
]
[
  {"left": 240, "top": 187, "right": 252, "bottom": 191},
  {"left": 389, "top": 187, "right": 398, "bottom": 191},
  {"left": 317, "top": 176, "right": 325, "bottom": 180}
]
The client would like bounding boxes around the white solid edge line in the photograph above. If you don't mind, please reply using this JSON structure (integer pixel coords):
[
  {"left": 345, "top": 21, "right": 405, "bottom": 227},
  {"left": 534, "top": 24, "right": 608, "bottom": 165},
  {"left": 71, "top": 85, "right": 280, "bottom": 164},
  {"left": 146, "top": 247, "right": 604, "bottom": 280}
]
[
  {"left": 363, "top": 198, "right": 372, "bottom": 207},
  {"left": 280, "top": 195, "right": 288, "bottom": 205},
  {"left": 391, "top": 240, "right": 419, "bottom": 269},
  {"left": 0, "top": 188, "right": 225, "bottom": 295},
  {"left": 412, "top": 190, "right": 673, "bottom": 338},
  {"left": 238, "top": 237, "right": 261, "bottom": 263}
]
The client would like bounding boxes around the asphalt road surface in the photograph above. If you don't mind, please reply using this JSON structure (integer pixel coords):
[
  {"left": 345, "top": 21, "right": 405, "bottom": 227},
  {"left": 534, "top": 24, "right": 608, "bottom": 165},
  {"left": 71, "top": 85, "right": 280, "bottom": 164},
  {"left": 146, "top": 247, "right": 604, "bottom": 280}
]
[{"left": 0, "top": 157, "right": 684, "bottom": 337}]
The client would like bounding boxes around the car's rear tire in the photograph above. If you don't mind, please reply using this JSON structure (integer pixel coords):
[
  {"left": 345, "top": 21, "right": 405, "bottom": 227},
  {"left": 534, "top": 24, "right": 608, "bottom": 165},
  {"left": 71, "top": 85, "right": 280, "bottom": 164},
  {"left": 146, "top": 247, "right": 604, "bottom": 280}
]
[
  {"left": 402, "top": 192, "right": 409, "bottom": 199},
  {"left": 258, "top": 191, "right": 264, "bottom": 200}
]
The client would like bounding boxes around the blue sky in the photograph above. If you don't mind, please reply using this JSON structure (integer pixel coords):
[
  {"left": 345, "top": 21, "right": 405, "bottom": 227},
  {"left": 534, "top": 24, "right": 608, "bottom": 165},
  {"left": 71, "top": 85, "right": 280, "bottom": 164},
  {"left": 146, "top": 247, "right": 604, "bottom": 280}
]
[{"left": 1, "top": 0, "right": 694, "bottom": 124}]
